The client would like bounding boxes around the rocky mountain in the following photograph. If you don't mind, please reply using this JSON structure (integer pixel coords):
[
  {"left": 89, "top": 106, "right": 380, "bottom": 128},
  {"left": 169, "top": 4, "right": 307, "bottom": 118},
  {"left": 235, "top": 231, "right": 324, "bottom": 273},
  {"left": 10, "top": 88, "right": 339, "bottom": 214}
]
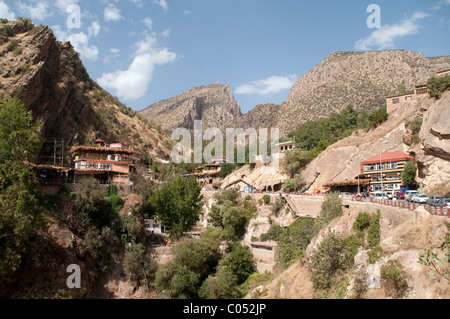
[
  {"left": 0, "top": 18, "right": 172, "bottom": 161},
  {"left": 301, "top": 89, "right": 450, "bottom": 197},
  {"left": 139, "top": 82, "right": 242, "bottom": 132},
  {"left": 141, "top": 50, "right": 450, "bottom": 136},
  {"left": 275, "top": 50, "right": 450, "bottom": 134}
]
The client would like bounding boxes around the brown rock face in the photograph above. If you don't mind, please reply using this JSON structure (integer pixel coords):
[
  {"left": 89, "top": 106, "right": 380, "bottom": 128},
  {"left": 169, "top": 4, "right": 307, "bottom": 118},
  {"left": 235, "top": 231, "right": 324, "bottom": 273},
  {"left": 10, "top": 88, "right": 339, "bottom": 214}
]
[
  {"left": 140, "top": 50, "right": 450, "bottom": 136},
  {"left": 0, "top": 19, "right": 172, "bottom": 160},
  {"left": 139, "top": 83, "right": 242, "bottom": 132}
]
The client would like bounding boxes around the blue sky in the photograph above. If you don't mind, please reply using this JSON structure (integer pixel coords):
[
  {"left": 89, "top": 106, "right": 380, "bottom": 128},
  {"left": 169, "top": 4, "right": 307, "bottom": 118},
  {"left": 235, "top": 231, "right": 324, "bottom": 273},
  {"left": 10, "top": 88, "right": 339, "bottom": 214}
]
[{"left": 1, "top": 0, "right": 449, "bottom": 114}]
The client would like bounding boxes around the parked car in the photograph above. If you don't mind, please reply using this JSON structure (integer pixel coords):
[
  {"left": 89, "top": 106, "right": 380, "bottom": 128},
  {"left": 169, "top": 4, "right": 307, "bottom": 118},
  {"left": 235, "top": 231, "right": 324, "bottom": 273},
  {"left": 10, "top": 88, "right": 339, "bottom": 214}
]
[
  {"left": 414, "top": 194, "right": 429, "bottom": 204},
  {"left": 426, "top": 196, "right": 445, "bottom": 206},
  {"left": 405, "top": 190, "right": 418, "bottom": 202},
  {"left": 435, "top": 198, "right": 450, "bottom": 208},
  {"left": 411, "top": 193, "right": 421, "bottom": 203},
  {"left": 374, "top": 192, "right": 389, "bottom": 199}
]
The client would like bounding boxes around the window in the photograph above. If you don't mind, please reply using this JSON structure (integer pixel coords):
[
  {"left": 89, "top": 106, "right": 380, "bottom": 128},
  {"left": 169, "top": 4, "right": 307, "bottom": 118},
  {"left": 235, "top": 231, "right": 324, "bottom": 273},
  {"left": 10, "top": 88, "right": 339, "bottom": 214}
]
[
  {"left": 100, "top": 163, "right": 112, "bottom": 170},
  {"left": 392, "top": 98, "right": 400, "bottom": 104}
]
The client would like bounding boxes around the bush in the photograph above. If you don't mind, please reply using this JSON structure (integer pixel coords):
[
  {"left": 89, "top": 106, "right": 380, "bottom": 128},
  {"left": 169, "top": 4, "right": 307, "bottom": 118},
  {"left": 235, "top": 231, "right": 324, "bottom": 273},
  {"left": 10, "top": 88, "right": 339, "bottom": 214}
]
[
  {"left": 84, "top": 226, "right": 111, "bottom": 272},
  {"left": 408, "top": 117, "right": 423, "bottom": 135},
  {"left": 260, "top": 224, "right": 284, "bottom": 242},
  {"left": 380, "top": 259, "right": 409, "bottom": 297},
  {"left": 278, "top": 218, "right": 319, "bottom": 266},
  {"left": 353, "top": 212, "right": 371, "bottom": 231},
  {"left": 428, "top": 75, "right": 450, "bottom": 99},
  {"left": 401, "top": 161, "right": 417, "bottom": 187},
  {"left": 262, "top": 194, "right": 271, "bottom": 204},
  {"left": 308, "top": 234, "right": 356, "bottom": 292},
  {"left": 270, "top": 197, "right": 285, "bottom": 214},
  {"left": 319, "top": 192, "right": 342, "bottom": 223},
  {"left": 6, "top": 39, "right": 19, "bottom": 52},
  {"left": 124, "top": 243, "right": 157, "bottom": 287},
  {"left": 218, "top": 244, "right": 255, "bottom": 285},
  {"left": 367, "top": 212, "right": 381, "bottom": 247}
]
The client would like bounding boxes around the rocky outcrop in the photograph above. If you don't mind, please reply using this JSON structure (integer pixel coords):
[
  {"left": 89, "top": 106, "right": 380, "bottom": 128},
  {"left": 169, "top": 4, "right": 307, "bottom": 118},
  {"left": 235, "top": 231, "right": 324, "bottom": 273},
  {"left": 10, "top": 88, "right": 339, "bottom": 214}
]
[
  {"left": 0, "top": 19, "right": 172, "bottom": 160},
  {"left": 139, "top": 83, "right": 242, "bottom": 132},
  {"left": 300, "top": 90, "right": 450, "bottom": 197},
  {"left": 415, "top": 91, "right": 450, "bottom": 196}
]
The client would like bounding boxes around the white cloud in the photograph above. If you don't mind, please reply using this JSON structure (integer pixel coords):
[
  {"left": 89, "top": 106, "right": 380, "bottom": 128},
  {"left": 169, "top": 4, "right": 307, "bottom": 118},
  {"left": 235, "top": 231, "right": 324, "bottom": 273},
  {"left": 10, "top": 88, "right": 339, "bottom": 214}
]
[
  {"left": 0, "top": 1, "right": 15, "bottom": 20},
  {"left": 130, "top": 0, "right": 145, "bottom": 8},
  {"left": 97, "top": 36, "right": 176, "bottom": 100},
  {"left": 55, "top": 0, "right": 79, "bottom": 13},
  {"left": 17, "top": 0, "right": 53, "bottom": 21},
  {"left": 154, "top": 0, "right": 168, "bottom": 13},
  {"left": 235, "top": 75, "right": 297, "bottom": 96},
  {"left": 104, "top": 4, "right": 123, "bottom": 22},
  {"left": 162, "top": 27, "right": 171, "bottom": 37},
  {"left": 355, "top": 11, "right": 430, "bottom": 51},
  {"left": 143, "top": 17, "right": 153, "bottom": 30},
  {"left": 53, "top": 25, "right": 99, "bottom": 61},
  {"left": 88, "top": 21, "right": 101, "bottom": 37}
]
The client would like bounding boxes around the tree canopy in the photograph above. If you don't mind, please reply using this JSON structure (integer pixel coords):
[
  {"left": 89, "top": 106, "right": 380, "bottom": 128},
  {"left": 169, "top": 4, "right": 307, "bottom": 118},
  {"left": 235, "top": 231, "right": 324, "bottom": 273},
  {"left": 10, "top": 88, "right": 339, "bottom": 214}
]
[{"left": 147, "top": 175, "right": 203, "bottom": 239}]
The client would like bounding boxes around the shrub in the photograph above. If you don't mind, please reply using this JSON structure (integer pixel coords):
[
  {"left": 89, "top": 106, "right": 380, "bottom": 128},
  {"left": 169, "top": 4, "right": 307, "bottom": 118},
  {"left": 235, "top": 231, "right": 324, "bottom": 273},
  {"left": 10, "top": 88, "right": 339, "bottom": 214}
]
[
  {"left": 270, "top": 197, "right": 285, "bottom": 214},
  {"left": 428, "top": 75, "right": 450, "bottom": 99},
  {"left": 409, "top": 117, "right": 423, "bottom": 135},
  {"left": 353, "top": 212, "right": 371, "bottom": 231},
  {"left": 308, "top": 234, "right": 356, "bottom": 292},
  {"left": 6, "top": 39, "right": 19, "bottom": 52},
  {"left": 278, "top": 218, "right": 319, "bottom": 266},
  {"left": 367, "top": 212, "right": 381, "bottom": 247},
  {"left": 319, "top": 192, "right": 342, "bottom": 223},
  {"left": 262, "top": 194, "right": 271, "bottom": 204},
  {"left": 124, "top": 243, "right": 157, "bottom": 287},
  {"left": 260, "top": 224, "right": 284, "bottom": 242},
  {"left": 380, "top": 259, "right": 409, "bottom": 297},
  {"left": 401, "top": 161, "right": 417, "bottom": 187}
]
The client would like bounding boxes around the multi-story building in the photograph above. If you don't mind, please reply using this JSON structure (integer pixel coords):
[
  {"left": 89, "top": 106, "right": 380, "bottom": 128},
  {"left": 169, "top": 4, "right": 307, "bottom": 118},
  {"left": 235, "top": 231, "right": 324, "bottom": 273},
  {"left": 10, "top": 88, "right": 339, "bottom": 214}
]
[
  {"left": 69, "top": 140, "right": 141, "bottom": 185},
  {"left": 360, "top": 151, "right": 415, "bottom": 194}
]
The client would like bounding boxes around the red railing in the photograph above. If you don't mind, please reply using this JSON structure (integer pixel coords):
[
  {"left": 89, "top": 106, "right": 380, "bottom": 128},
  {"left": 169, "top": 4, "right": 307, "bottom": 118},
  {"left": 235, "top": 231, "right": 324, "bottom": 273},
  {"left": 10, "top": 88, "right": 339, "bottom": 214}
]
[{"left": 350, "top": 196, "right": 449, "bottom": 218}]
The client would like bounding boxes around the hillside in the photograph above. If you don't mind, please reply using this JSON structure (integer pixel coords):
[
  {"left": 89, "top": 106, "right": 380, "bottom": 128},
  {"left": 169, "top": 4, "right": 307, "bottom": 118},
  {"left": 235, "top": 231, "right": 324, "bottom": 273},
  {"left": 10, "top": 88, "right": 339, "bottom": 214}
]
[
  {"left": 276, "top": 50, "right": 450, "bottom": 134},
  {"left": 139, "top": 82, "right": 242, "bottom": 132},
  {"left": 301, "top": 89, "right": 450, "bottom": 197},
  {"left": 0, "top": 18, "right": 172, "bottom": 161}
]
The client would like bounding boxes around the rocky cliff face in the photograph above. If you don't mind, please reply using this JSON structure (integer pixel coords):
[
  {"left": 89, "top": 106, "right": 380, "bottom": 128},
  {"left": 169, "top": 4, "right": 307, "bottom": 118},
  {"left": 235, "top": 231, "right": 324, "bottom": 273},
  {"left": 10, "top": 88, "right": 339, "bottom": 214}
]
[
  {"left": 275, "top": 50, "right": 450, "bottom": 134},
  {"left": 139, "top": 82, "right": 242, "bottom": 132},
  {"left": 139, "top": 50, "right": 450, "bottom": 136},
  {"left": 0, "top": 19, "right": 172, "bottom": 160},
  {"left": 301, "top": 90, "right": 450, "bottom": 197}
]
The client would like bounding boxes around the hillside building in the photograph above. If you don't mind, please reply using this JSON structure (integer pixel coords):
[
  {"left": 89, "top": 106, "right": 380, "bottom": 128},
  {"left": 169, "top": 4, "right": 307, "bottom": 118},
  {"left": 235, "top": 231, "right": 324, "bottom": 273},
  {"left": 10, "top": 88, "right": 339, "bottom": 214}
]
[
  {"left": 360, "top": 151, "right": 414, "bottom": 194},
  {"left": 386, "top": 69, "right": 449, "bottom": 114},
  {"left": 436, "top": 69, "right": 450, "bottom": 78},
  {"left": 184, "top": 163, "right": 222, "bottom": 186},
  {"left": 69, "top": 141, "right": 141, "bottom": 185}
]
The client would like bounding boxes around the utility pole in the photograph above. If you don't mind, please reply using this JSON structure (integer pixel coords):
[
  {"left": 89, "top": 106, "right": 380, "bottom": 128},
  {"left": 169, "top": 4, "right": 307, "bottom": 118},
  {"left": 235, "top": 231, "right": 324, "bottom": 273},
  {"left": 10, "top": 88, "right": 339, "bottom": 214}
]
[
  {"left": 54, "top": 139, "right": 57, "bottom": 166},
  {"left": 61, "top": 139, "right": 64, "bottom": 167}
]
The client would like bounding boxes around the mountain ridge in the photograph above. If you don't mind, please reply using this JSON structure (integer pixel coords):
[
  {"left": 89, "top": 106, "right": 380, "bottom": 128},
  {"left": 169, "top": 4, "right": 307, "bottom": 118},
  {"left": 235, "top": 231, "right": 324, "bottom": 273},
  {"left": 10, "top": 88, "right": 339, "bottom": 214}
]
[{"left": 140, "top": 49, "right": 450, "bottom": 135}]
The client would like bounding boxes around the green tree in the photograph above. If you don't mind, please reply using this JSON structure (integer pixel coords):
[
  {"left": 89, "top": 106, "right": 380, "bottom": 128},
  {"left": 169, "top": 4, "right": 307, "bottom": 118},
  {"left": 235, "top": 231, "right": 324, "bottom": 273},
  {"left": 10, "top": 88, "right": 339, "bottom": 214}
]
[
  {"left": 74, "top": 177, "right": 113, "bottom": 228},
  {"left": 0, "top": 97, "right": 45, "bottom": 284},
  {"left": 284, "top": 174, "right": 306, "bottom": 192},
  {"left": 401, "top": 160, "right": 417, "bottom": 187},
  {"left": 155, "top": 230, "right": 223, "bottom": 298},
  {"left": 0, "top": 96, "right": 43, "bottom": 163},
  {"left": 219, "top": 244, "right": 255, "bottom": 284},
  {"left": 308, "top": 234, "right": 356, "bottom": 292},
  {"left": 319, "top": 192, "right": 342, "bottom": 223},
  {"left": 428, "top": 75, "right": 450, "bottom": 99},
  {"left": 367, "top": 106, "right": 388, "bottom": 129},
  {"left": 198, "top": 266, "right": 241, "bottom": 299},
  {"left": 148, "top": 175, "right": 203, "bottom": 239},
  {"left": 124, "top": 243, "right": 158, "bottom": 287}
]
